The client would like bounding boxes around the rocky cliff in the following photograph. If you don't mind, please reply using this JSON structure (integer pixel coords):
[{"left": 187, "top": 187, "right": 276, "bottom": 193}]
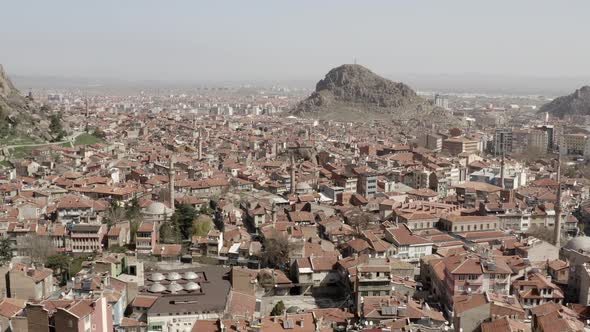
[
  {"left": 0, "top": 64, "right": 53, "bottom": 142},
  {"left": 540, "top": 86, "right": 590, "bottom": 118},
  {"left": 292, "top": 64, "right": 450, "bottom": 123}
]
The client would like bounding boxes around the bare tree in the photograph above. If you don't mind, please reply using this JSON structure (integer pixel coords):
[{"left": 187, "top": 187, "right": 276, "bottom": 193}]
[
  {"left": 22, "top": 234, "right": 56, "bottom": 265},
  {"left": 104, "top": 202, "right": 126, "bottom": 227},
  {"left": 525, "top": 224, "right": 554, "bottom": 243},
  {"left": 347, "top": 210, "right": 376, "bottom": 235},
  {"left": 260, "top": 232, "right": 290, "bottom": 269}
]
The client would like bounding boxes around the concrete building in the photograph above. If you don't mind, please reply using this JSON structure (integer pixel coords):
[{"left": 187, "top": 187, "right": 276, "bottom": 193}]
[
  {"left": 562, "top": 133, "right": 589, "bottom": 155},
  {"left": 493, "top": 128, "right": 513, "bottom": 156},
  {"left": 5, "top": 263, "right": 54, "bottom": 301},
  {"left": 434, "top": 94, "right": 449, "bottom": 110},
  {"left": 442, "top": 137, "right": 479, "bottom": 156},
  {"left": 418, "top": 133, "right": 443, "bottom": 151}
]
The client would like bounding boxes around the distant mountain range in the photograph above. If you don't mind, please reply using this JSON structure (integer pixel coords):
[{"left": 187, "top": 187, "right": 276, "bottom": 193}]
[
  {"left": 11, "top": 72, "right": 590, "bottom": 96},
  {"left": 539, "top": 86, "right": 590, "bottom": 118}
]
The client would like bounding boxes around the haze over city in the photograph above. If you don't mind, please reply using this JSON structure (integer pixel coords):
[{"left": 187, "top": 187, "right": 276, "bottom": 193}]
[{"left": 3, "top": 0, "right": 590, "bottom": 93}]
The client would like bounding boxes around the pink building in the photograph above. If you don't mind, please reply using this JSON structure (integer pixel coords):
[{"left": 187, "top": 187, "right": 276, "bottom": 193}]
[
  {"left": 430, "top": 253, "right": 512, "bottom": 312},
  {"left": 26, "top": 295, "right": 113, "bottom": 332},
  {"left": 136, "top": 222, "right": 157, "bottom": 254}
]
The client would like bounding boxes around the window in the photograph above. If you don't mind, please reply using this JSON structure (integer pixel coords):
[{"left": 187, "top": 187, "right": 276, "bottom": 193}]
[{"left": 468, "top": 274, "right": 479, "bottom": 280}]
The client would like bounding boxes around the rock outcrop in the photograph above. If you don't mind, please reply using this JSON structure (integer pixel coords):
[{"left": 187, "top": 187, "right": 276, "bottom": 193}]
[
  {"left": 0, "top": 64, "right": 53, "bottom": 142},
  {"left": 292, "top": 64, "right": 451, "bottom": 124},
  {"left": 540, "top": 86, "right": 590, "bottom": 118}
]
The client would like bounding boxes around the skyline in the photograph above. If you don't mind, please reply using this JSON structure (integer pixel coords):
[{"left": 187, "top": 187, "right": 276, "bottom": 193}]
[{"left": 2, "top": 0, "right": 590, "bottom": 85}]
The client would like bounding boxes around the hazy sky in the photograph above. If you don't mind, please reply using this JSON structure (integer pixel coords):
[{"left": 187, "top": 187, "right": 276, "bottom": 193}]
[{"left": 2, "top": 0, "right": 590, "bottom": 82}]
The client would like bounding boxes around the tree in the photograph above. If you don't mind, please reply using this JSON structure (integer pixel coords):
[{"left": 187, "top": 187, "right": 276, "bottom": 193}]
[
  {"left": 348, "top": 211, "right": 375, "bottom": 235},
  {"left": 107, "top": 245, "right": 128, "bottom": 253},
  {"left": 526, "top": 224, "right": 554, "bottom": 243},
  {"left": 92, "top": 128, "right": 106, "bottom": 139},
  {"left": 192, "top": 215, "right": 213, "bottom": 237},
  {"left": 105, "top": 201, "right": 126, "bottom": 227},
  {"left": 23, "top": 234, "right": 56, "bottom": 264},
  {"left": 126, "top": 196, "right": 141, "bottom": 220},
  {"left": 171, "top": 204, "right": 197, "bottom": 240},
  {"left": 270, "top": 301, "right": 286, "bottom": 316},
  {"left": 159, "top": 220, "right": 181, "bottom": 244},
  {"left": 0, "top": 238, "right": 12, "bottom": 265},
  {"left": 126, "top": 196, "right": 142, "bottom": 242},
  {"left": 49, "top": 113, "right": 65, "bottom": 141},
  {"left": 260, "top": 233, "right": 290, "bottom": 269},
  {"left": 46, "top": 254, "right": 89, "bottom": 285},
  {"left": 46, "top": 254, "right": 69, "bottom": 275}
]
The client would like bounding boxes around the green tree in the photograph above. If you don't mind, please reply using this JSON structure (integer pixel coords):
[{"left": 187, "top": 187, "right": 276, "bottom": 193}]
[
  {"left": 270, "top": 301, "right": 286, "bottom": 316},
  {"left": 46, "top": 254, "right": 90, "bottom": 285},
  {"left": 126, "top": 196, "right": 141, "bottom": 220},
  {"left": 107, "top": 245, "right": 128, "bottom": 253},
  {"left": 49, "top": 113, "right": 65, "bottom": 141},
  {"left": 159, "top": 220, "right": 181, "bottom": 244},
  {"left": 171, "top": 204, "right": 197, "bottom": 240},
  {"left": 46, "top": 254, "right": 70, "bottom": 274},
  {"left": 192, "top": 215, "right": 213, "bottom": 237},
  {"left": 0, "top": 238, "right": 12, "bottom": 264},
  {"left": 126, "top": 196, "right": 142, "bottom": 242}
]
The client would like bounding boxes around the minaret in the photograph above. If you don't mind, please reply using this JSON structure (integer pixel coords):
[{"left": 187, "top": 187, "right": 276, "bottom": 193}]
[
  {"left": 271, "top": 201, "right": 277, "bottom": 223},
  {"left": 500, "top": 150, "right": 505, "bottom": 190},
  {"left": 290, "top": 154, "right": 296, "bottom": 195},
  {"left": 553, "top": 151, "right": 562, "bottom": 246},
  {"left": 85, "top": 98, "right": 90, "bottom": 133},
  {"left": 197, "top": 129, "right": 203, "bottom": 160},
  {"left": 169, "top": 155, "right": 175, "bottom": 210}
]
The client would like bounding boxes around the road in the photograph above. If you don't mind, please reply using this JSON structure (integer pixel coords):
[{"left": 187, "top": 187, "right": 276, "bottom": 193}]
[{"left": 2, "top": 131, "right": 84, "bottom": 150}]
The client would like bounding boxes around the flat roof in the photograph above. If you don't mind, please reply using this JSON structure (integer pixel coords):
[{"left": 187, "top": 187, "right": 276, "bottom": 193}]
[{"left": 146, "top": 266, "right": 231, "bottom": 316}]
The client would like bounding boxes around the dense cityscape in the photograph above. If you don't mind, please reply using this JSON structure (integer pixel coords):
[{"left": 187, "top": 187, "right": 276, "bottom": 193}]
[{"left": 3, "top": 2, "right": 590, "bottom": 332}]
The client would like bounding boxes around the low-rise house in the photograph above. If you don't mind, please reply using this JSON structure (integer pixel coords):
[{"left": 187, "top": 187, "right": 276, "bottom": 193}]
[
  {"left": 453, "top": 292, "right": 526, "bottom": 332},
  {"left": 430, "top": 252, "right": 512, "bottom": 312},
  {"left": 5, "top": 263, "right": 54, "bottom": 301},
  {"left": 293, "top": 255, "right": 339, "bottom": 295},
  {"left": 384, "top": 225, "right": 433, "bottom": 263},
  {"left": 56, "top": 194, "right": 106, "bottom": 223},
  {"left": 513, "top": 272, "right": 564, "bottom": 311}
]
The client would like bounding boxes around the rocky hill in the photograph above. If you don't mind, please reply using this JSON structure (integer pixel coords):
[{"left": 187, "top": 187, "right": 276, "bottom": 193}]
[
  {"left": 0, "top": 64, "right": 53, "bottom": 142},
  {"left": 292, "top": 64, "right": 453, "bottom": 124},
  {"left": 540, "top": 86, "right": 590, "bottom": 118}
]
